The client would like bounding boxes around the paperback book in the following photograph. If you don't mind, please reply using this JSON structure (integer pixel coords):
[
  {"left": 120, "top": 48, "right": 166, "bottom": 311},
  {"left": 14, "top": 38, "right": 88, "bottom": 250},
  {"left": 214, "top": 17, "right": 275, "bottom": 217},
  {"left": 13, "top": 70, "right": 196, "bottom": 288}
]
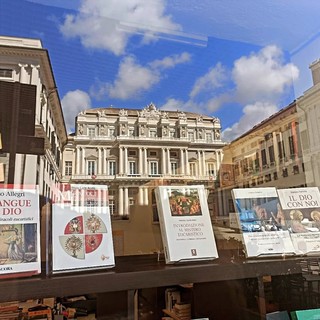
[
  {"left": 52, "top": 184, "right": 114, "bottom": 273},
  {"left": 231, "top": 187, "right": 295, "bottom": 258},
  {"left": 0, "top": 185, "right": 41, "bottom": 277},
  {"left": 277, "top": 187, "right": 320, "bottom": 255},
  {"left": 155, "top": 185, "right": 218, "bottom": 264}
]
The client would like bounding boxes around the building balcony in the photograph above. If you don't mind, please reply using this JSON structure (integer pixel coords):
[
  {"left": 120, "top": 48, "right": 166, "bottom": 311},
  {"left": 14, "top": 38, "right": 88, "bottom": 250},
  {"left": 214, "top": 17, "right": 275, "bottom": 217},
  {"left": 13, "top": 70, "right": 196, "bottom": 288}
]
[{"left": 67, "top": 173, "right": 217, "bottom": 182}]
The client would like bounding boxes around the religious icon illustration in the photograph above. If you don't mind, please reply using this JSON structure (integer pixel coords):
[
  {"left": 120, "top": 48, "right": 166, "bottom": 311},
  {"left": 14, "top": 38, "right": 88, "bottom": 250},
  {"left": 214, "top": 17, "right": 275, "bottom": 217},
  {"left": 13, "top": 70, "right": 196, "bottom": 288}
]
[{"left": 59, "top": 212, "right": 107, "bottom": 259}]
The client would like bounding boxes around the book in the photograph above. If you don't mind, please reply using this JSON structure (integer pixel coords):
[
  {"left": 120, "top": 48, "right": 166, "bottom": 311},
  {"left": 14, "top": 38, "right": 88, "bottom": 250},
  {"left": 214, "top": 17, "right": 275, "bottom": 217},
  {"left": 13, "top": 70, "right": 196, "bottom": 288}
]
[
  {"left": 290, "top": 308, "right": 320, "bottom": 320},
  {"left": 277, "top": 187, "right": 320, "bottom": 255},
  {"left": 231, "top": 187, "right": 295, "bottom": 258},
  {"left": 0, "top": 184, "right": 41, "bottom": 277},
  {"left": 266, "top": 311, "right": 290, "bottom": 320},
  {"left": 52, "top": 184, "right": 114, "bottom": 273},
  {"left": 155, "top": 185, "right": 218, "bottom": 264},
  {"left": 165, "top": 288, "right": 181, "bottom": 311}
]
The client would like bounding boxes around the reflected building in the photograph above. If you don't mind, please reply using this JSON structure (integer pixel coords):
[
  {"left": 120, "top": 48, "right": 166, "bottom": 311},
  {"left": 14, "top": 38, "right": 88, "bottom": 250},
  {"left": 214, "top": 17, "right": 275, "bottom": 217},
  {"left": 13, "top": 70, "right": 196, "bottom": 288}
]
[
  {"left": 297, "top": 59, "right": 320, "bottom": 187},
  {"left": 62, "top": 103, "right": 225, "bottom": 218},
  {"left": 218, "top": 101, "right": 306, "bottom": 217},
  {"left": 0, "top": 36, "right": 67, "bottom": 200}
]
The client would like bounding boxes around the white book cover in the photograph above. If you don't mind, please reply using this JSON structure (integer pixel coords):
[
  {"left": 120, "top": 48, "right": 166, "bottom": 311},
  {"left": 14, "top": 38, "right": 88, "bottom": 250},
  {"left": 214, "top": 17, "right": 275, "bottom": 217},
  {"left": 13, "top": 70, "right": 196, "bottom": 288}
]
[
  {"left": 155, "top": 185, "right": 218, "bottom": 264},
  {"left": 232, "top": 187, "right": 295, "bottom": 258},
  {"left": 0, "top": 185, "right": 41, "bottom": 277},
  {"left": 52, "top": 184, "right": 114, "bottom": 273},
  {"left": 277, "top": 187, "right": 320, "bottom": 255}
]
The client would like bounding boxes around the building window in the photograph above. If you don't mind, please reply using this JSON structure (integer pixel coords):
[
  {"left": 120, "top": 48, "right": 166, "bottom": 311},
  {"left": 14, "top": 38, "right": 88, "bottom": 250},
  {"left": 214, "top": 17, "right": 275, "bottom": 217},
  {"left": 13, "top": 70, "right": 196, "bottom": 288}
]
[
  {"left": 149, "top": 129, "right": 157, "bottom": 138},
  {"left": 282, "top": 168, "right": 288, "bottom": 177},
  {"left": 170, "top": 151, "right": 178, "bottom": 157},
  {"left": 65, "top": 161, "right": 72, "bottom": 176},
  {"left": 289, "top": 135, "right": 295, "bottom": 158},
  {"left": 278, "top": 140, "right": 284, "bottom": 160},
  {"left": 129, "top": 161, "right": 137, "bottom": 175},
  {"left": 109, "top": 199, "right": 116, "bottom": 215},
  {"left": 150, "top": 161, "right": 159, "bottom": 175},
  {"left": 128, "top": 150, "right": 137, "bottom": 156},
  {"left": 109, "top": 161, "right": 116, "bottom": 175},
  {"left": 171, "top": 162, "right": 177, "bottom": 175},
  {"left": 189, "top": 162, "right": 196, "bottom": 176},
  {"left": 261, "top": 149, "right": 267, "bottom": 167},
  {"left": 87, "top": 160, "right": 96, "bottom": 175},
  {"left": 88, "top": 127, "right": 95, "bottom": 137},
  {"left": 207, "top": 163, "right": 215, "bottom": 176},
  {"left": 268, "top": 145, "right": 275, "bottom": 164},
  {"left": 0, "top": 68, "right": 13, "bottom": 79}
]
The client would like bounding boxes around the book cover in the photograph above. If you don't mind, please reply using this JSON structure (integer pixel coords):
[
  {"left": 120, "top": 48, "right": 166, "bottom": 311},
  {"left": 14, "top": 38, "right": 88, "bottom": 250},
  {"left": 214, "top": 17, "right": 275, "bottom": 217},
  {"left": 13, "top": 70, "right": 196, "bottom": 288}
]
[
  {"left": 0, "top": 184, "right": 41, "bottom": 277},
  {"left": 290, "top": 308, "right": 320, "bottom": 320},
  {"left": 277, "top": 187, "right": 320, "bottom": 255},
  {"left": 231, "top": 187, "right": 295, "bottom": 258},
  {"left": 52, "top": 184, "right": 114, "bottom": 273},
  {"left": 155, "top": 185, "right": 218, "bottom": 264}
]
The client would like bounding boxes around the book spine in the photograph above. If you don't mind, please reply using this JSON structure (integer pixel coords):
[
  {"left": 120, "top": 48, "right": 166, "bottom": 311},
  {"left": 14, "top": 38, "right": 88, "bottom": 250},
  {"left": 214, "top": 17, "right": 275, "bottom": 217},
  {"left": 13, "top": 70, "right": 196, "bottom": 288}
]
[{"left": 155, "top": 188, "right": 171, "bottom": 264}]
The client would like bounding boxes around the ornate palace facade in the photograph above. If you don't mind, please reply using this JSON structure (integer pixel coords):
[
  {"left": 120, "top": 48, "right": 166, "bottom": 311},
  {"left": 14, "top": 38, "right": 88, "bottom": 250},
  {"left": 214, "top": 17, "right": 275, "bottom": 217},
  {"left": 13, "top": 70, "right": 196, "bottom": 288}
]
[{"left": 62, "top": 103, "right": 225, "bottom": 218}]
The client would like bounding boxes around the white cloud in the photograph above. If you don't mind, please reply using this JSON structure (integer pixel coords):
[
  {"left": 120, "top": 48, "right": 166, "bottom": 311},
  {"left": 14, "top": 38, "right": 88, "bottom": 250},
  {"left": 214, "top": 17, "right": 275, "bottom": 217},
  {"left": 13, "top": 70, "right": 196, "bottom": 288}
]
[
  {"left": 109, "top": 56, "right": 160, "bottom": 99},
  {"left": 233, "top": 45, "right": 299, "bottom": 104},
  {"left": 159, "top": 98, "right": 183, "bottom": 111},
  {"left": 222, "top": 102, "right": 278, "bottom": 142},
  {"left": 150, "top": 52, "right": 191, "bottom": 69},
  {"left": 190, "top": 62, "right": 227, "bottom": 98},
  {"left": 60, "top": 0, "right": 181, "bottom": 55},
  {"left": 61, "top": 90, "right": 91, "bottom": 132},
  {"left": 91, "top": 52, "right": 191, "bottom": 100}
]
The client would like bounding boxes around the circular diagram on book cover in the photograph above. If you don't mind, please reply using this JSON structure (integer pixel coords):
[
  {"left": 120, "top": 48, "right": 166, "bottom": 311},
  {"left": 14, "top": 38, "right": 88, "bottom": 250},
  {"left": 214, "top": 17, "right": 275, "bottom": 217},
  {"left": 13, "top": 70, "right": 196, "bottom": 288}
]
[{"left": 59, "top": 212, "right": 107, "bottom": 259}]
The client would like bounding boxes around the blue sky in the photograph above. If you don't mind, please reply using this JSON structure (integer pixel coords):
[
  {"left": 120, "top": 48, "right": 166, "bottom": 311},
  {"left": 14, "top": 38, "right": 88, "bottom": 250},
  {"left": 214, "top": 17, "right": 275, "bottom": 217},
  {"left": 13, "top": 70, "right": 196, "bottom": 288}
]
[{"left": 1, "top": 0, "right": 320, "bottom": 141}]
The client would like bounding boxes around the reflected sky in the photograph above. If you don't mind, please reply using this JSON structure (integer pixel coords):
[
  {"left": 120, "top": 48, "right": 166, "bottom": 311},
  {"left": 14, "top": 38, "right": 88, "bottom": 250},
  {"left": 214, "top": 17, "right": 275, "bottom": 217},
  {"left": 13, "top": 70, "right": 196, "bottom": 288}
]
[{"left": 1, "top": 0, "right": 319, "bottom": 140}]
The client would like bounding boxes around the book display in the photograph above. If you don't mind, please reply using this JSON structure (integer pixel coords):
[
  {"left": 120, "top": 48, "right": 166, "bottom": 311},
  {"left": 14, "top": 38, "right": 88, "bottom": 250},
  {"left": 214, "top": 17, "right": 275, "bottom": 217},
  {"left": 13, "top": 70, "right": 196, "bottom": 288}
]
[
  {"left": 277, "top": 187, "right": 320, "bottom": 255},
  {"left": 0, "top": 185, "right": 41, "bottom": 278},
  {"left": 155, "top": 185, "right": 218, "bottom": 264},
  {"left": 232, "top": 187, "right": 295, "bottom": 258},
  {"left": 52, "top": 184, "right": 114, "bottom": 273}
]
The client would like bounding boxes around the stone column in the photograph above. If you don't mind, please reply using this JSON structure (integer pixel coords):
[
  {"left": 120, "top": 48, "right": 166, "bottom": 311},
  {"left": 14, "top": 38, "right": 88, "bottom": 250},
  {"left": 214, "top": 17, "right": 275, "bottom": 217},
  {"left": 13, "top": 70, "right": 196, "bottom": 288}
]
[
  {"left": 139, "top": 147, "right": 143, "bottom": 175},
  {"left": 98, "top": 148, "right": 102, "bottom": 174},
  {"left": 118, "top": 187, "right": 124, "bottom": 216},
  {"left": 119, "top": 147, "right": 123, "bottom": 175},
  {"left": 124, "top": 147, "right": 128, "bottom": 175},
  {"left": 198, "top": 150, "right": 202, "bottom": 176},
  {"left": 138, "top": 187, "right": 144, "bottom": 205},
  {"left": 180, "top": 149, "right": 185, "bottom": 175},
  {"left": 167, "top": 148, "right": 171, "bottom": 175},
  {"left": 102, "top": 148, "right": 107, "bottom": 175},
  {"left": 124, "top": 187, "right": 129, "bottom": 215},
  {"left": 144, "top": 148, "right": 148, "bottom": 175},
  {"left": 202, "top": 150, "right": 206, "bottom": 176},
  {"left": 31, "top": 65, "right": 41, "bottom": 123},
  {"left": 162, "top": 148, "right": 166, "bottom": 175},
  {"left": 144, "top": 187, "right": 149, "bottom": 206},
  {"left": 185, "top": 149, "right": 190, "bottom": 175},
  {"left": 76, "top": 147, "right": 80, "bottom": 175},
  {"left": 81, "top": 148, "right": 85, "bottom": 175}
]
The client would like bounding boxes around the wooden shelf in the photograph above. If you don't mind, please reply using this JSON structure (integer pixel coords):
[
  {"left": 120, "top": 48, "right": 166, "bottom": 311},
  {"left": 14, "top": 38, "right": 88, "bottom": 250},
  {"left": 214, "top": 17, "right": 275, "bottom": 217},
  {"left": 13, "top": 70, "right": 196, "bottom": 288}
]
[{"left": 0, "top": 255, "right": 302, "bottom": 303}]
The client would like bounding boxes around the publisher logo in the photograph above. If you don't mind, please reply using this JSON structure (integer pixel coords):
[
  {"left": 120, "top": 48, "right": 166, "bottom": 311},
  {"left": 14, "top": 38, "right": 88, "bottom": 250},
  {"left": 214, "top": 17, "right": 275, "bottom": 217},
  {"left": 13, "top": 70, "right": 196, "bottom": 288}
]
[{"left": 191, "top": 249, "right": 197, "bottom": 256}]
